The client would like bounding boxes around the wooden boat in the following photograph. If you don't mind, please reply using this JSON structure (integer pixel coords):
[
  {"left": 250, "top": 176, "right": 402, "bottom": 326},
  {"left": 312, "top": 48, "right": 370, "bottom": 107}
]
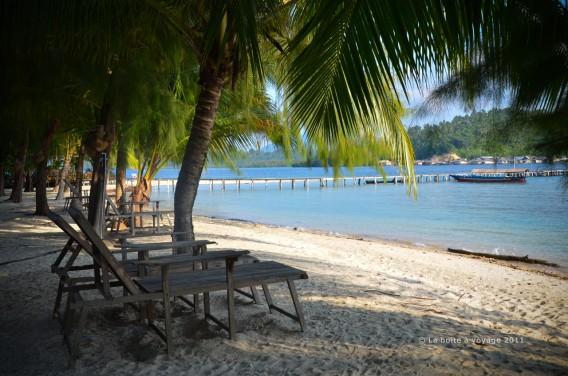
[
  {"left": 450, "top": 168, "right": 528, "bottom": 183},
  {"left": 450, "top": 174, "right": 526, "bottom": 183}
]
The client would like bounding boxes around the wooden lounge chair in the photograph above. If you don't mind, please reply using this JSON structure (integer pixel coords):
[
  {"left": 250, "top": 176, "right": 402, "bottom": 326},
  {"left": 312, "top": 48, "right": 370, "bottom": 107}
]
[
  {"left": 55, "top": 206, "right": 309, "bottom": 360},
  {"left": 48, "top": 209, "right": 253, "bottom": 315}
]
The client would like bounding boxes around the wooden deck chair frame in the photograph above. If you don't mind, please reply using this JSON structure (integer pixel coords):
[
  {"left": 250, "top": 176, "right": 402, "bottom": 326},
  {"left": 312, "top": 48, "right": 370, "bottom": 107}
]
[
  {"left": 66, "top": 205, "right": 250, "bottom": 359},
  {"left": 54, "top": 204, "right": 308, "bottom": 362},
  {"left": 49, "top": 209, "right": 260, "bottom": 316}
]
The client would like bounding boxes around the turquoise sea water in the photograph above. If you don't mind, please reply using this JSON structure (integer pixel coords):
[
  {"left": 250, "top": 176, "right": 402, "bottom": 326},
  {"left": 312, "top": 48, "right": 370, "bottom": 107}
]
[{"left": 144, "top": 165, "right": 568, "bottom": 267}]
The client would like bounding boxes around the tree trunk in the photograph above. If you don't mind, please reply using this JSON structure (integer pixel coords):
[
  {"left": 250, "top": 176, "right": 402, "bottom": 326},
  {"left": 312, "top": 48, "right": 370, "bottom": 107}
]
[
  {"left": 24, "top": 170, "right": 33, "bottom": 192},
  {"left": 35, "top": 161, "right": 49, "bottom": 215},
  {"left": 0, "top": 162, "right": 5, "bottom": 196},
  {"left": 55, "top": 156, "right": 71, "bottom": 200},
  {"left": 88, "top": 154, "right": 105, "bottom": 224},
  {"left": 115, "top": 124, "right": 128, "bottom": 203},
  {"left": 174, "top": 66, "right": 226, "bottom": 246},
  {"left": 8, "top": 130, "right": 29, "bottom": 203},
  {"left": 34, "top": 119, "right": 59, "bottom": 216},
  {"left": 74, "top": 143, "right": 85, "bottom": 196},
  {"left": 86, "top": 100, "right": 115, "bottom": 228},
  {"left": 132, "top": 177, "right": 152, "bottom": 227}
]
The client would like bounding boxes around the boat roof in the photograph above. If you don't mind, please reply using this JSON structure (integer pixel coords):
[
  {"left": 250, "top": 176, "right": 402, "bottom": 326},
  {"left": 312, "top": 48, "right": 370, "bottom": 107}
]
[{"left": 471, "top": 168, "right": 529, "bottom": 174}]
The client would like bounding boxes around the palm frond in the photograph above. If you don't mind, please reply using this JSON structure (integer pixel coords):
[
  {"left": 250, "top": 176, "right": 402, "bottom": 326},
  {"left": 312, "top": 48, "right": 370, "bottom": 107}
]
[{"left": 285, "top": 1, "right": 498, "bottom": 185}]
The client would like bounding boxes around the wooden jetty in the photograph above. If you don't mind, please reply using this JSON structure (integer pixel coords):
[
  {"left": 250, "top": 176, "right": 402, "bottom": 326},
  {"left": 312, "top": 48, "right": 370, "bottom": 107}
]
[{"left": 98, "top": 168, "right": 568, "bottom": 192}]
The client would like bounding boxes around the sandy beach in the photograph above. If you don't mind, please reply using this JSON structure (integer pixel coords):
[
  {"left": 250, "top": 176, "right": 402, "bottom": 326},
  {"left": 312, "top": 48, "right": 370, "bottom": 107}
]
[{"left": 1, "top": 193, "right": 567, "bottom": 375}]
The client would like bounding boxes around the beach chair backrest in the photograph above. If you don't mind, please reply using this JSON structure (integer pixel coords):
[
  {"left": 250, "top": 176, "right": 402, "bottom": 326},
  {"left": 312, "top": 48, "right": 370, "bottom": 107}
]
[
  {"left": 68, "top": 205, "right": 141, "bottom": 295},
  {"left": 47, "top": 210, "right": 95, "bottom": 257}
]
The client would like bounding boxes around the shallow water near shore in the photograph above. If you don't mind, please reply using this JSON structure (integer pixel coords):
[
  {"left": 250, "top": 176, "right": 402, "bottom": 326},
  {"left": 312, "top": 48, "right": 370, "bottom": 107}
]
[{"left": 148, "top": 165, "right": 568, "bottom": 267}]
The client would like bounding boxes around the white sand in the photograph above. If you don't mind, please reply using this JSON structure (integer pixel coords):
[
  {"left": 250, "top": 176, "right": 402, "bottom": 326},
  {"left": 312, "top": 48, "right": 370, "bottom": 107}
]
[{"left": 1, "top": 193, "right": 567, "bottom": 375}]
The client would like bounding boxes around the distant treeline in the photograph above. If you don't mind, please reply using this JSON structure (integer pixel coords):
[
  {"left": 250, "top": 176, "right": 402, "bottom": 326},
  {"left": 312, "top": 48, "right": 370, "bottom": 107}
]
[
  {"left": 219, "top": 109, "right": 539, "bottom": 167},
  {"left": 210, "top": 150, "right": 309, "bottom": 168},
  {"left": 407, "top": 109, "right": 537, "bottom": 160}
]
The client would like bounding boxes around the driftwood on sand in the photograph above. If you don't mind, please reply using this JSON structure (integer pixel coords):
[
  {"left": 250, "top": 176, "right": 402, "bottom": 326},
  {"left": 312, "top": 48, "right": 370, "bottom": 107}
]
[{"left": 447, "top": 248, "right": 558, "bottom": 267}]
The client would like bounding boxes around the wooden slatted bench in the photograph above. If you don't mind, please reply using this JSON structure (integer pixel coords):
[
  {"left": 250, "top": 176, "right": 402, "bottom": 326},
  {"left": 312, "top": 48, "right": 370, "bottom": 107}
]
[
  {"left": 135, "top": 260, "right": 308, "bottom": 337},
  {"left": 119, "top": 241, "right": 265, "bottom": 308}
]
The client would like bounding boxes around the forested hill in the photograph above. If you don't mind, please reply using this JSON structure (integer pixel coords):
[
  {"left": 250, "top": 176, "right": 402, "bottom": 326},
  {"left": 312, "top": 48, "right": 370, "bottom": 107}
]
[
  {"left": 221, "top": 109, "right": 539, "bottom": 167},
  {"left": 407, "top": 109, "right": 537, "bottom": 160}
]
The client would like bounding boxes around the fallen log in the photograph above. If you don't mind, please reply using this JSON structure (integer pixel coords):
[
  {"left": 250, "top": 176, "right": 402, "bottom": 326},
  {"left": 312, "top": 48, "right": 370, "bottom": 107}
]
[{"left": 447, "top": 248, "right": 558, "bottom": 267}]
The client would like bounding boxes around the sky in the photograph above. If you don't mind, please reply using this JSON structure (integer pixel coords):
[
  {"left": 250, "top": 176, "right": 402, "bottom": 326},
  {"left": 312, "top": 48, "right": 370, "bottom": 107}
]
[
  {"left": 400, "top": 80, "right": 506, "bottom": 127},
  {"left": 266, "top": 79, "right": 504, "bottom": 130}
]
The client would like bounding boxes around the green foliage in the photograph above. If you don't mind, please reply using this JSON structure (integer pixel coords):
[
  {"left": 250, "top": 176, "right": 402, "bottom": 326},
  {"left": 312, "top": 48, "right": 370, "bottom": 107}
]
[
  {"left": 407, "top": 109, "right": 538, "bottom": 159},
  {"left": 208, "top": 73, "right": 277, "bottom": 170},
  {"left": 424, "top": 0, "right": 568, "bottom": 157}
]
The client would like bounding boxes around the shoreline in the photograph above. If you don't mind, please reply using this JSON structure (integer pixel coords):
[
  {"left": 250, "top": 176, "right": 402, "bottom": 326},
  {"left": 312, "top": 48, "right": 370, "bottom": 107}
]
[
  {"left": 194, "top": 214, "right": 568, "bottom": 280},
  {"left": 1, "top": 192, "right": 565, "bottom": 277}
]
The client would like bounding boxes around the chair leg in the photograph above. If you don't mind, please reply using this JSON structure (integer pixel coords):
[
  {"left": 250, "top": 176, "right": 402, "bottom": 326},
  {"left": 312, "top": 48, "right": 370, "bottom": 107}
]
[
  {"left": 287, "top": 280, "right": 306, "bottom": 332},
  {"left": 203, "top": 292, "right": 210, "bottom": 316},
  {"left": 162, "top": 291, "right": 173, "bottom": 357},
  {"left": 250, "top": 286, "right": 261, "bottom": 304},
  {"left": 193, "top": 294, "right": 200, "bottom": 313},
  {"left": 226, "top": 260, "right": 236, "bottom": 339},
  {"left": 192, "top": 259, "right": 201, "bottom": 313},
  {"left": 262, "top": 284, "right": 273, "bottom": 313}
]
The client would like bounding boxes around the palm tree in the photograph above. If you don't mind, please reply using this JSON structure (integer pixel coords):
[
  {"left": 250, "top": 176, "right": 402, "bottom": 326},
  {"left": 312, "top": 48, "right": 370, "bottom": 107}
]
[
  {"left": 126, "top": 68, "right": 284, "bottom": 205},
  {"left": 162, "top": 0, "right": 500, "bottom": 241},
  {"left": 54, "top": 134, "right": 81, "bottom": 200}
]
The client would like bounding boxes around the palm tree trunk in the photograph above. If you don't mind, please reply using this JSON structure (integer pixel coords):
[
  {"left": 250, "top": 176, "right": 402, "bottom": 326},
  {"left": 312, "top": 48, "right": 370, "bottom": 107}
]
[
  {"left": 87, "top": 121, "right": 115, "bottom": 227},
  {"left": 35, "top": 161, "right": 49, "bottom": 214},
  {"left": 8, "top": 129, "right": 29, "bottom": 203},
  {"left": 88, "top": 153, "right": 104, "bottom": 224},
  {"left": 55, "top": 155, "right": 71, "bottom": 200},
  {"left": 74, "top": 143, "right": 85, "bottom": 195},
  {"left": 174, "top": 67, "right": 226, "bottom": 246},
  {"left": 87, "top": 74, "right": 116, "bottom": 227},
  {"left": 24, "top": 170, "right": 33, "bottom": 192},
  {"left": 132, "top": 177, "right": 151, "bottom": 227},
  {"left": 115, "top": 125, "right": 128, "bottom": 203},
  {"left": 34, "top": 119, "right": 59, "bottom": 215}
]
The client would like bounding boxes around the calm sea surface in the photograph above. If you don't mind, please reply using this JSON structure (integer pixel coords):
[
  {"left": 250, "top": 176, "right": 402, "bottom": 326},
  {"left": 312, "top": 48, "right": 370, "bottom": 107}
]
[{"left": 138, "top": 164, "right": 568, "bottom": 267}]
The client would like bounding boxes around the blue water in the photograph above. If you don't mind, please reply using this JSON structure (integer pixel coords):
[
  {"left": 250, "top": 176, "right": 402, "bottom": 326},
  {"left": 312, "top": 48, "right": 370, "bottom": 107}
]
[{"left": 144, "top": 165, "right": 568, "bottom": 267}]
